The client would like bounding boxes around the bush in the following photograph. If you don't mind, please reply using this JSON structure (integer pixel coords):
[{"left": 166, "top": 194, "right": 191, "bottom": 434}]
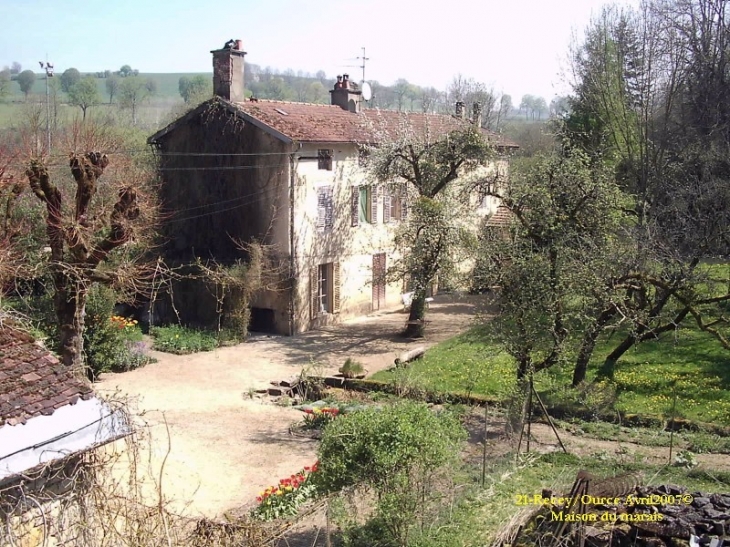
[
  {"left": 316, "top": 402, "right": 466, "bottom": 547},
  {"left": 150, "top": 324, "right": 218, "bottom": 354},
  {"left": 340, "top": 358, "right": 366, "bottom": 379},
  {"left": 84, "top": 286, "right": 154, "bottom": 379}
]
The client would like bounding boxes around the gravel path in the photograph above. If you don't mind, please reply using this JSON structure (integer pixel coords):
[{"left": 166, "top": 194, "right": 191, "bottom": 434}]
[{"left": 96, "top": 294, "right": 491, "bottom": 518}]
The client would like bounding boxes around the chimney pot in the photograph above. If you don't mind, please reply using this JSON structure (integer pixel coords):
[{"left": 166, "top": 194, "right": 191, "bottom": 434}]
[
  {"left": 455, "top": 101, "right": 465, "bottom": 119},
  {"left": 472, "top": 102, "right": 482, "bottom": 128},
  {"left": 235, "top": 39, "right": 243, "bottom": 50}
]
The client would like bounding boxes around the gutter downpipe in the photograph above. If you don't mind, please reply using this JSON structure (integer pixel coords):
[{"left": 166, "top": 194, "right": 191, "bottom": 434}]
[{"left": 289, "top": 143, "right": 302, "bottom": 336}]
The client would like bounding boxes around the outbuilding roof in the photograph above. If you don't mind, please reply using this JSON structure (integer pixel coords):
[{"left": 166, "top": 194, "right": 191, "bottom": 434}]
[{"left": 0, "top": 326, "right": 93, "bottom": 427}]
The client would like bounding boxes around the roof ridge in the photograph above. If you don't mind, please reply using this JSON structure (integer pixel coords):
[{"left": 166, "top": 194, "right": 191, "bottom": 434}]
[{"left": 236, "top": 99, "right": 339, "bottom": 108}]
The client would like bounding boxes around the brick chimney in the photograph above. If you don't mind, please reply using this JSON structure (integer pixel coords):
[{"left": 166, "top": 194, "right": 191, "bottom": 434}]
[
  {"left": 455, "top": 101, "right": 465, "bottom": 119},
  {"left": 472, "top": 102, "right": 482, "bottom": 128},
  {"left": 330, "top": 73, "right": 362, "bottom": 113},
  {"left": 211, "top": 39, "right": 246, "bottom": 102}
]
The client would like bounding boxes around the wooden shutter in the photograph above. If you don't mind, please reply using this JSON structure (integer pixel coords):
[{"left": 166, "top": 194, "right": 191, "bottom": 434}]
[
  {"left": 333, "top": 262, "right": 341, "bottom": 313},
  {"left": 401, "top": 189, "right": 409, "bottom": 220},
  {"left": 309, "top": 266, "right": 318, "bottom": 320},
  {"left": 370, "top": 185, "right": 379, "bottom": 224},
  {"left": 324, "top": 187, "right": 334, "bottom": 229},
  {"left": 316, "top": 188, "right": 326, "bottom": 229},
  {"left": 383, "top": 188, "right": 391, "bottom": 224},
  {"left": 351, "top": 187, "right": 360, "bottom": 227}
]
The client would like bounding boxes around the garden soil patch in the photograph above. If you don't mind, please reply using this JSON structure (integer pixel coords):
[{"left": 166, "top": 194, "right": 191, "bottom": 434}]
[{"left": 96, "top": 294, "right": 492, "bottom": 518}]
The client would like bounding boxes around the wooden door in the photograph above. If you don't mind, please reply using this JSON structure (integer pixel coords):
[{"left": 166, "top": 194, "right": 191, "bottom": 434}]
[{"left": 372, "top": 253, "right": 386, "bottom": 311}]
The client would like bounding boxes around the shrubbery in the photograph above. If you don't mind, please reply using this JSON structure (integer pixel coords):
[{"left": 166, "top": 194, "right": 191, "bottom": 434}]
[
  {"left": 149, "top": 324, "right": 219, "bottom": 354},
  {"left": 84, "top": 286, "right": 154, "bottom": 379},
  {"left": 315, "top": 401, "right": 466, "bottom": 547}
]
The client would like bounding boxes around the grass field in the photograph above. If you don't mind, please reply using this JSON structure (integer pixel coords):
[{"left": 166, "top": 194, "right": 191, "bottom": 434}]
[
  {"left": 372, "top": 323, "right": 730, "bottom": 425},
  {"left": 0, "top": 72, "right": 203, "bottom": 130}
]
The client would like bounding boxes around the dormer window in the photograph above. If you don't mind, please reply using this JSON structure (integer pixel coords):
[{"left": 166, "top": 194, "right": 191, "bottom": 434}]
[{"left": 318, "top": 149, "right": 333, "bottom": 171}]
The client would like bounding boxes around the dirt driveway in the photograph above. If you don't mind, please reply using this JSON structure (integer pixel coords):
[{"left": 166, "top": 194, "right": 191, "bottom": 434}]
[{"left": 96, "top": 294, "right": 491, "bottom": 518}]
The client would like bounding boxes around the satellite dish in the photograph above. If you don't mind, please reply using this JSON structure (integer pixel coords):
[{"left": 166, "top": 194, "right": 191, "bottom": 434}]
[{"left": 361, "top": 81, "right": 372, "bottom": 101}]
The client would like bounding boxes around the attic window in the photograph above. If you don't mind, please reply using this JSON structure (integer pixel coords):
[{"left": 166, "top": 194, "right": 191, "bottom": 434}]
[
  {"left": 318, "top": 149, "right": 333, "bottom": 171},
  {"left": 275, "top": 108, "right": 289, "bottom": 116}
]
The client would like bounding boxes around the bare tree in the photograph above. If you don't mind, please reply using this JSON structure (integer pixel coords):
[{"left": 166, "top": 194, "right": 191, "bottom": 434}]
[{"left": 23, "top": 131, "right": 158, "bottom": 373}]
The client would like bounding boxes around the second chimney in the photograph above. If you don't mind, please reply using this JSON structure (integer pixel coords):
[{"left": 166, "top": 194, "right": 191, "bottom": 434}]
[
  {"left": 472, "top": 102, "right": 482, "bottom": 128},
  {"left": 455, "top": 101, "right": 465, "bottom": 119},
  {"left": 211, "top": 40, "right": 247, "bottom": 103}
]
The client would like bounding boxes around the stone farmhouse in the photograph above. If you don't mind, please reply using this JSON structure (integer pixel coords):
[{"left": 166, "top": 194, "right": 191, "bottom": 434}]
[{"left": 148, "top": 40, "right": 517, "bottom": 335}]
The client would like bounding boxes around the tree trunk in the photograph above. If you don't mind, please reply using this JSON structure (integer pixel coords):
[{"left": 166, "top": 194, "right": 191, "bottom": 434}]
[
  {"left": 572, "top": 307, "right": 617, "bottom": 386},
  {"left": 404, "top": 290, "right": 427, "bottom": 338},
  {"left": 599, "top": 333, "right": 636, "bottom": 379},
  {"left": 55, "top": 276, "right": 88, "bottom": 376}
]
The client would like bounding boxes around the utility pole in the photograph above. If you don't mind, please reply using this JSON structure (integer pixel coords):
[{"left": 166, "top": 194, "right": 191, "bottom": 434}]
[
  {"left": 39, "top": 59, "right": 54, "bottom": 154},
  {"left": 357, "top": 47, "right": 369, "bottom": 82}
]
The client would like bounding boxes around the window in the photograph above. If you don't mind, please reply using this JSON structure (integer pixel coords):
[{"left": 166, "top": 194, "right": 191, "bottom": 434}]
[
  {"left": 350, "top": 186, "right": 377, "bottom": 226},
  {"left": 310, "top": 262, "right": 341, "bottom": 318},
  {"left": 317, "top": 264, "right": 329, "bottom": 313},
  {"left": 318, "top": 149, "right": 333, "bottom": 171},
  {"left": 383, "top": 187, "right": 407, "bottom": 223},
  {"left": 317, "top": 186, "right": 334, "bottom": 230}
]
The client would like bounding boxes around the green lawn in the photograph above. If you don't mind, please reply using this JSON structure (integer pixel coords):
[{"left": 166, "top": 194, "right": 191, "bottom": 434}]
[{"left": 372, "top": 324, "right": 730, "bottom": 426}]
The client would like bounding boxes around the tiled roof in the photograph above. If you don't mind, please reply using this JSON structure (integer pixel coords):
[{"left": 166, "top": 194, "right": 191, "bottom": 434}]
[
  {"left": 0, "top": 326, "right": 93, "bottom": 426},
  {"left": 230, "top": 100, "right": 520, "bottom": 148},
  {"left": 485, "top": 206, "right": 516, "bottom": 228}
]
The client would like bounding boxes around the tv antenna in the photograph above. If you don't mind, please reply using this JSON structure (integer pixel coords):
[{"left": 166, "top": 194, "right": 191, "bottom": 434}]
[{"left": 357, "top": 47, "right": 369, "bottom": 82}]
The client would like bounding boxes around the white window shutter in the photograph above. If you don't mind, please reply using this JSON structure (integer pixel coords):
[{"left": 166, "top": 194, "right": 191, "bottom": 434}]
[{"left": 370, "top": 185, "right": 379, "bottom": 224}]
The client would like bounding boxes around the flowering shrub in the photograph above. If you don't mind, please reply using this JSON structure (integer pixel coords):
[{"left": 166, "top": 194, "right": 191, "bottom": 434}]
[
  {"left": 110, "top": 315, "right": 139, "bottom": 330},
  {"left": 86, "top": 313, "right": 152, "bottom": 379},
  {"left": 252, "top": 462, "right": 319, "bottom": 521},
  {"left": 302, "top": 407, "right": 340, "bottom": 430}
]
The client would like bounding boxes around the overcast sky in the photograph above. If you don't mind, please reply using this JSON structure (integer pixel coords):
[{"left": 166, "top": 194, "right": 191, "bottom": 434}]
[{"left": 3, "top": 0, "right": 638, "bottom": 102}]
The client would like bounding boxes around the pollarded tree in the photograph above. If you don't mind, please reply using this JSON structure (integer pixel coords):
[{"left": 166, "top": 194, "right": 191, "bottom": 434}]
[
  {"left": 24, "top": 144, "right": 157, "bottom": 373},
  {"left": 68, "top": 77, "right": 101, "bottom": 120},
  {"left": 366, "top": 121, "right": 492, "bottom": 337}
]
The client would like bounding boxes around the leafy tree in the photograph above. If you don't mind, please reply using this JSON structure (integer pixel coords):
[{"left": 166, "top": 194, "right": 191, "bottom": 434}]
[
  {"left": 118, "top": 64, "right": 133, "bottom": 77},
  {"left": 119, "top": 76, "right": 155, "bottom": 125},
  {"left": 60, "top": 68, "right": 81, "bottom": 93},
  {"left": 105, "top": 74, "right": 120, "bottom": 104},
  {"left": 478, "top": 151, "right": 631, "bottom": 384},
  {"left": 542, "top": 0, "right": 730, "bottom": 383},
  {"left": 10, "top": 62, "right": 21, "bottom": 75},
  {"left": 519, "top": 94, "right": 535, "bottom": 119},
  {"left": 0, "top": 68, "right": 10, "bottom": 101},
  {"left": 367, "top": 122, "right": 492, "bottom": 337},
  {"left": 68, "top": 77, "right": 101, "bottom": 120},
  {"left": 17, "top": 70, "right": 36, "bottom": 98},
  {"left": 178, "top": 75, "right": 209, "bottom": 104}
]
